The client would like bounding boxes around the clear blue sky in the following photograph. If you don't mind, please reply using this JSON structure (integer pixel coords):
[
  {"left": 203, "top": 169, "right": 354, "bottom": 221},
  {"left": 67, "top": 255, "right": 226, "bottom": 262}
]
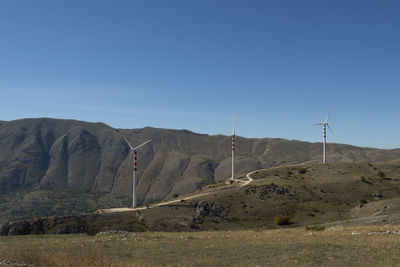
[{"left": 1, "top": 0, "right": 399, "bottom": 149}]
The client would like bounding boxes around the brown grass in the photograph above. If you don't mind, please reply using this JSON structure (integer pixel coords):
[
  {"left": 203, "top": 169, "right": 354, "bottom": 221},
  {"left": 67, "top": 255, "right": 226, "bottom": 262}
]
[{"left": 1, "top": 225, "right": 400, "bottom": 266}]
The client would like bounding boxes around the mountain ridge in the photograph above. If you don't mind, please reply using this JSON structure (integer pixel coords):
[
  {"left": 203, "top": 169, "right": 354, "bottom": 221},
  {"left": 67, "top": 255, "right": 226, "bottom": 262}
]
[{"left": 1, "top": 117, "right": 400, "bottom": 216}]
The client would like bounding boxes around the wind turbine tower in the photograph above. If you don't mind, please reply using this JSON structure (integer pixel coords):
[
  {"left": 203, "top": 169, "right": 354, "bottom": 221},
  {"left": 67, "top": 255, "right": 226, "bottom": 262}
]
[
  {"left": 232, "top": 113, "right": 236, "bottom": 180},
  {"left": 121, "top": 134, "right": 152, "bottom": 208},
  {"left": 314, "top": 111, "right": 332, "bottom": 164}
]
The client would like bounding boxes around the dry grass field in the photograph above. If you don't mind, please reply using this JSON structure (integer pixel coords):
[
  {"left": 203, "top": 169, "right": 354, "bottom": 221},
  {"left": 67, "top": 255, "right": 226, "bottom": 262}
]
[{"left": 1, "top": 225, "right": 400, "bottom": 266}]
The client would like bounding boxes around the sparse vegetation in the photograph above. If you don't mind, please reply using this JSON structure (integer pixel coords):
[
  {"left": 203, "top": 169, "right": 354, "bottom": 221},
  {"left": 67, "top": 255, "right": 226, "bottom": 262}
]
[
  {"left": 274, "top": 215, "right": 290, "bottom": 225},
  {"left": 378, "top": 171, "right": 386, "bottom": 178},
  {"left": 305, "top": 225, "right": 325, "bottom": 231},
  {"left": 298, "top": 168, "right": 307, "bottom": 174},
  {"left": 360, "top": 176, "right": 371, "bottom": 184},
  {"left": 1, "top": 226, "right": 400, "bottom": 266}
]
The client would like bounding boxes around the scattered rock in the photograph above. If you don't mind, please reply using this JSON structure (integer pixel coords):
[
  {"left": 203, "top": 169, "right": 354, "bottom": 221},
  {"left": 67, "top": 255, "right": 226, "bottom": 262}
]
[
  {"left": 372, "top": 193, "right": 383, "bottom": 200},
  {"left": 55, "top": 224, "right": 85, "bottom": 234},
  {"left": 96, "top": 230, "right": 133, "bottom": 236},
  {"left": 245, "top": 185, "right": 291, "bottom": 200},
  {"left": 368, "top": 230, "right": 400, "bottom": 235},
  {"left": 0, "top": 260, "right": 34, "bottom": 267},
  {"left": 373, "top": 210, "right": 384, "bottom": 216}
]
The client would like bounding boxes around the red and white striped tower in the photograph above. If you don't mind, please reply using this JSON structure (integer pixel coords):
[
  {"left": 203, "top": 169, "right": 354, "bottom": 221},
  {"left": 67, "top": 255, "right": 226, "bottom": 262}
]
[
  {"left": 133, "top": 151, "right": 137, "bottom": 208},
  {"left": 314, "top": 111, "right": 331, "bottom": 164},
  {"left": 232, "top": 114, "right": 235, "bottom": 180},
  {"left": 121, "top": 134, "right": 152, "bottom": 209}
]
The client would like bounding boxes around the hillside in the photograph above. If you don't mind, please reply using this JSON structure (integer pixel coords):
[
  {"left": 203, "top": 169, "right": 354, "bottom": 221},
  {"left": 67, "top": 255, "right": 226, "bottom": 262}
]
[
  {"left": 2, "top": 161, "right": 400, "bottom": 235},
  {"left": 1, "top": 118, "right": 400, "bottom": 223}
]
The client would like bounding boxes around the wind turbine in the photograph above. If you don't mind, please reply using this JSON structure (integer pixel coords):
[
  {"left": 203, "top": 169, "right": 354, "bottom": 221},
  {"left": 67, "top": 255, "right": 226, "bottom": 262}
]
[
  {"left": 232, "top": 113, "right": 236, "bottom": 180},
  {"left": 121, "top": 134, "right": 152, "bottom": 208},
  {"left": 314, "top": 110, "right": 332, "bottom": 164}
]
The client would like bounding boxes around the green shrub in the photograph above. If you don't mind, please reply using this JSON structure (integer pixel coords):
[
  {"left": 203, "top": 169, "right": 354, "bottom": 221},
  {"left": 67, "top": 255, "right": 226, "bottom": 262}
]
[
  {"left": 188, "top": 220, "right": 199, "bottom": 229},
  {"left": 377, "top": 171, "right": 385, "bottom": 178},
  {"left": 274, "top": 215, "right": 290, "bottom": 225},
  {"left": 305, "top": 225, "right": 325, "bottom": 231},
  {"left": 360, "top": 176, "right": 370, "bottom": 184},
  {"left": 173, "top": 193, "right": 179, "bottom": 198},
  {"left": 298, "top": 168, "right": 307, "bottom": 174}
]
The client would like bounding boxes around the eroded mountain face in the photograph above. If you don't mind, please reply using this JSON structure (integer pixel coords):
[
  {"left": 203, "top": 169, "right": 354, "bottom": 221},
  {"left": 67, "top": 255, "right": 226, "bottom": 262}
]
[{"left": 1, "top": 118, "right": 400, "bottom": 204}]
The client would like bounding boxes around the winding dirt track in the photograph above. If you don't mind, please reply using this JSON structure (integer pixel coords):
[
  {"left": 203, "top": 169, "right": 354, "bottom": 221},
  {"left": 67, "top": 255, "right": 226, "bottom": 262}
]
[{"left": 96, "top": 172, "right": 255, "bottom": 214}]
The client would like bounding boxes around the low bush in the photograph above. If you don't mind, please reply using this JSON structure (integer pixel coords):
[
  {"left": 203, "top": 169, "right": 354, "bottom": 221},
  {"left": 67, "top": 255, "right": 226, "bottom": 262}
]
[
  {"left": 305, "top": 225, "right": 325, "bottom": 231},
  {"left": 377, "top": 171, "right": 385, "bottom": 178},
  {"left": 274, "top": 215, "right": 290, "bottom": 225},
  {"left": 360, "top": 176, "right": 372, "bottom": 184},
  {"left": 187, "top": 220, "right": 199, "bottom": 229},
  {"left": 298, "top": 168, "right": 307, "bottom": 174}
]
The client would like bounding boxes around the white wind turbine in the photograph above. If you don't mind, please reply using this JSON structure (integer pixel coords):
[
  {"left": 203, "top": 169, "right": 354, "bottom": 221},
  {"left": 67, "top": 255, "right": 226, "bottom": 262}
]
[
  {"left": 121, "top": 134, "right": 152, "bottom": 208},
  {"left": 314, "top": 110, "right": 333, "bottom": 164}
]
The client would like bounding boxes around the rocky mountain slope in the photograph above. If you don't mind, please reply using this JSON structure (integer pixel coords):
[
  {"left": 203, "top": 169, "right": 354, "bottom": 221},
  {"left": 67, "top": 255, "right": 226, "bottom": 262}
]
[{"left": 1, "top": 118, "right": 400, "bottom": 222}]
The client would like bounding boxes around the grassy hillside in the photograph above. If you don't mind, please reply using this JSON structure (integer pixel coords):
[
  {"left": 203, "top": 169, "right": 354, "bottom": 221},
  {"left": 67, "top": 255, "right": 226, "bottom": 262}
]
[
  {"left": 1, "top": 226, "right": 400, "bottom": 266},
  {"left": 132, "top": 161, "right": 400, "bottom": 232},
  {"left": 3, "top": 161, "right": 400, "bottom": 233},
  {"left": 1, "top": 117, "right": 400, "bottom": 223}
]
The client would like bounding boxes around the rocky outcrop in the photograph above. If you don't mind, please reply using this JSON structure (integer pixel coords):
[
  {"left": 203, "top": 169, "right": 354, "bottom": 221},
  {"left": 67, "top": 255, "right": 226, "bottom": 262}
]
[
  {"left": 0, "top": 213, "right": 147, "bottom": 236},
  {"left": 0, "top": 219, "right": 45, "bottom": 236},
  {"left": 0, "top": 216, "right": 78, "bottom": 236},
  {"left": 195, "top": 201, "right": 224, "bottom": 218},
  {"left": 192, "top": 201, "right": 225, "bottom": 227},
  {"left": 55, "top": 224, "right": 85, "bottom": 234}
]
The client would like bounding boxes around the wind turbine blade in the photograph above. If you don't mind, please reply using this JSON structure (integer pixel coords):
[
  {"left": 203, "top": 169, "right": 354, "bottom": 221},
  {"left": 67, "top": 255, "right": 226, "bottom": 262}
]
[
  {"left": 327, "top": 123, "right": 335, "bottom": 135},
  {"left": 233, "top": 112, "right": 235, "bottom": 134},
  {"left": 129, "top": 151, "right": 133, "bottom": 166},
  {"left": 325, "top": 109, "right": 331, "bottom": 123},
  {"left": 313, "top": 123, "right": 323, "bottom": 126},
  {"left": 121, "top": 134, "right": 133, "bottom": 149},
  {"left": 133, "top": 139, "right": 152, "bottom": 150}
]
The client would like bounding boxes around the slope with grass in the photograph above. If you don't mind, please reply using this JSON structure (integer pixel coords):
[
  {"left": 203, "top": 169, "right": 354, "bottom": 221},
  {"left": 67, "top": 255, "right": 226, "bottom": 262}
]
[
  {"left": 2, "top": 118, "right": 400, "bottom": 223},
  {"left": 3, "top": 161, "right": 400, "bottom": 235},
  {"left": 1, "top": 226, "right": 400, "bottom": 266}
]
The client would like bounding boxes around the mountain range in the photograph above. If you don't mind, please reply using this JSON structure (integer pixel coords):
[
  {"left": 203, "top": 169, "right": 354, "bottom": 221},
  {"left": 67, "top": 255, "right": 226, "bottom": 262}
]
[{"left": 1, "top": 118, "right": 400, "bottom": 222}]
